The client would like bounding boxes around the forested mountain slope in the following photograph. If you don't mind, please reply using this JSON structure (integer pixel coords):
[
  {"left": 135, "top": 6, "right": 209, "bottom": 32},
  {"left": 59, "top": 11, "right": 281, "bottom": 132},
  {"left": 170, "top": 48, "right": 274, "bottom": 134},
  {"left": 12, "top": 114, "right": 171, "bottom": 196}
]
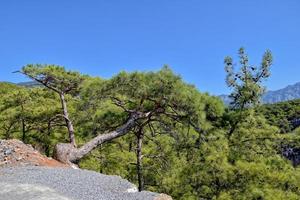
[{"left": 258, "top": 99, "right": 300, "bottom": 133}]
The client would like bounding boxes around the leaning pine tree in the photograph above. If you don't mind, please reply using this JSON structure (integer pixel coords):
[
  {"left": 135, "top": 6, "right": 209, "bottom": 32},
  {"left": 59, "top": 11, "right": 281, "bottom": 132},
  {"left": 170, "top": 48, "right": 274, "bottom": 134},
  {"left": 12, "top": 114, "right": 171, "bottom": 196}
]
[{"left": 19, "top": 65, "right": 207, "bottom": 170}]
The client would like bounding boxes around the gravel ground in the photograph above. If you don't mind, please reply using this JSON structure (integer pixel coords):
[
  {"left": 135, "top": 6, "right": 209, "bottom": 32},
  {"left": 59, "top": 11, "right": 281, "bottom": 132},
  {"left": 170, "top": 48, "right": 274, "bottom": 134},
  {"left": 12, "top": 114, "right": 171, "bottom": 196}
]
[{"left": 0, "top": 166, "right": 159, "bottom": 200}]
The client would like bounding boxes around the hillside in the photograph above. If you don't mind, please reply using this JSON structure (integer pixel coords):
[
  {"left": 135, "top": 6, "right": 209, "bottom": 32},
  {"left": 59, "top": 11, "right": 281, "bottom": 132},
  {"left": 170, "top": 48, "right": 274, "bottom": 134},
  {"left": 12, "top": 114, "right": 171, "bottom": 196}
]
[
  {"left": 0, "top": 139, "right": 68, "bottom": 168},
  {"left": 257, "top": 98, "right": 300, "bottom": 133},
  {"left": 17, "top": 81, "right": 41, "bottom": 88},
  {"left": 220, "top": 81, "right": 300, "bottom": 104}
]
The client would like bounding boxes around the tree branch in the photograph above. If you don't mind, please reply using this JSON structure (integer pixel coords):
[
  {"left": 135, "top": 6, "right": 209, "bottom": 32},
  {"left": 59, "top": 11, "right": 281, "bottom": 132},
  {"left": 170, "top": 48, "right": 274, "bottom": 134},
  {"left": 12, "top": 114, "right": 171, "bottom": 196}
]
[{"left": 14, "top": 70, "right": 60, "bottom": 93}]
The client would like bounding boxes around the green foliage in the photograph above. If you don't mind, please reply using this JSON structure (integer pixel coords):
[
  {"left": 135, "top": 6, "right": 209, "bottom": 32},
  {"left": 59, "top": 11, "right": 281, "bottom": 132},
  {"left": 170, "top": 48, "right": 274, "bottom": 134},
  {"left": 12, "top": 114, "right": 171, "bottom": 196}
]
[
  {"left": 1, "top": 63, "right": 300, "bottom": 200},
  {"left": 225, "top": 48, "right": 272, "bottom": 109},
  {"left": 174, "top": 112, "right": 300, "bottom": 200},
  {"left": 257, "top": 99, "right": 300, "bottom": 133},
  {"left": 21, "top": 64, "right": 85, "bottom": 95},
  {"left": 0, "top": 82, "right": 68, "bottom": 155}
]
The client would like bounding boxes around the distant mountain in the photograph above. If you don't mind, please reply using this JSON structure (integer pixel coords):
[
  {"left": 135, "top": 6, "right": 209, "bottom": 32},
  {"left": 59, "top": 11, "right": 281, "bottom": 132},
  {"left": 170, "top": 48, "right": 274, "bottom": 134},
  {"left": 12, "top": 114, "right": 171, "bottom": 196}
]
[
  {"left": 262, "top": 82, "right": 300, "bottom": 104},
  {"left": 219, "top": 82, "right": 300, "bottom": 105},
  {"left": 17, "top": 81, "right": 41, "bottom": 88},
  {"left": 218, "top": 94, "right": 232, "bottom": 105}
]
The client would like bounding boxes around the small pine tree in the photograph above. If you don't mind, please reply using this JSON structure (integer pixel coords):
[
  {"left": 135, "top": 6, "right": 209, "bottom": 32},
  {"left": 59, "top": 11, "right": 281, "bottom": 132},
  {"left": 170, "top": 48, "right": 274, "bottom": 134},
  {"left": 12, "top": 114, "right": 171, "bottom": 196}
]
[{"left": 224, "top": 47, "right": 273, "bottom": 110}]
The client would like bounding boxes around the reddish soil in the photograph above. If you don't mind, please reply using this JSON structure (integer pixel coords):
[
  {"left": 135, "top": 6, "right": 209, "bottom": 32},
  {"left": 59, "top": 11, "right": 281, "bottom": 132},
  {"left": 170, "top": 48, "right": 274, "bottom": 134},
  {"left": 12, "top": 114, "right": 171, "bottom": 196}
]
[{"left": 0, "top": 139, "right": 69, "bottom": 168}]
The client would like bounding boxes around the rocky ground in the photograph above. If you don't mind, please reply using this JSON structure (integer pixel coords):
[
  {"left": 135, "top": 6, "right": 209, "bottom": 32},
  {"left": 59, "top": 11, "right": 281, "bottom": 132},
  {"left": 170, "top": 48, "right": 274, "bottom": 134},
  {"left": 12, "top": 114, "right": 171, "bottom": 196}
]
[
  {"left": 0, "top": 139, "right": 172, "bottom": 200},
  {"left": 0, "top": 139, "right": 68, "bottom": 168}
]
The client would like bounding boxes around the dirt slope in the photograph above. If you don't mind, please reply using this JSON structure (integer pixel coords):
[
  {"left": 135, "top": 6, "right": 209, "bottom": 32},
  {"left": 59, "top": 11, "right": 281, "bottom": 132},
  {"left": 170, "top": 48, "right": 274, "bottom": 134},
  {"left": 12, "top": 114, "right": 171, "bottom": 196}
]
[{"left": 0, "top": 139, "right": 68, "bottom": 168}]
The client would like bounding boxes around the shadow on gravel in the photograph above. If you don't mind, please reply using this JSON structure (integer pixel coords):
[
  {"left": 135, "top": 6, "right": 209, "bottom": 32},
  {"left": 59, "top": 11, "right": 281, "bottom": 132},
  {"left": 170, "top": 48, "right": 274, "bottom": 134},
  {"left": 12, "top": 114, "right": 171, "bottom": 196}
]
[{"left": 0, "top": 183, "right": 70, "bottom": 200}]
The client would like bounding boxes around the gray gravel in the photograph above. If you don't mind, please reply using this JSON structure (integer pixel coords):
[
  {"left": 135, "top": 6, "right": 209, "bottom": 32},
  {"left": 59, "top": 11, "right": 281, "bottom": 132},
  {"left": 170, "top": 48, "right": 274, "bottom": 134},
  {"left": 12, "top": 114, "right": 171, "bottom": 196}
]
[{"left": 0, "top": 166, "right": 159, "bottom": 200}]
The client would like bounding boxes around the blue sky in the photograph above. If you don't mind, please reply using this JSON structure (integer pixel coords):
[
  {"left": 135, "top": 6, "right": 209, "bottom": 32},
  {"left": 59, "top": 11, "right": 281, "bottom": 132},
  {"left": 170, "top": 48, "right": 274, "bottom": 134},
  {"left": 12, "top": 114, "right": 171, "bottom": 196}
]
[{"left": 0, "top": 0, "right": 299, "bottom": 95}]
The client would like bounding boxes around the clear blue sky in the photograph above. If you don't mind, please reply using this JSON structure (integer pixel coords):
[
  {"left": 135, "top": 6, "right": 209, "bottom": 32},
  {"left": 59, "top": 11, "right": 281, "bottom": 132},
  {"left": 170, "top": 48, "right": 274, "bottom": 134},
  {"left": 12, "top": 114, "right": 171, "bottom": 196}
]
[{"left": 1, "top": 0, "right": 299, "bottom": 95}]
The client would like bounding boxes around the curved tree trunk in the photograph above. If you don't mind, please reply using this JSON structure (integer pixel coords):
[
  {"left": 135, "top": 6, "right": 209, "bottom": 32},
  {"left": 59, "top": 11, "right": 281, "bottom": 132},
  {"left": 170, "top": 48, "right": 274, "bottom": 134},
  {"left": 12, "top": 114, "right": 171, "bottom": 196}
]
[{"left": 53, "top": 112, "right": 149, "bottom": 164}]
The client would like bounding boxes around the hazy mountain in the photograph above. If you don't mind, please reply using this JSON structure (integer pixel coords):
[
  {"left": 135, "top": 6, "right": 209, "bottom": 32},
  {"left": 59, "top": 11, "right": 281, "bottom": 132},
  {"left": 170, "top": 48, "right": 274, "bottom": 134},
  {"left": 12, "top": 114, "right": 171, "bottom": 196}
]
[
  {"left": 262, "top": 82, "right": 300, "bottom": 104},
  {"left": 17, "top": 81, "right": 41, "bottom": 88},
  {"left": 218, "top": 94, "right": 232, "bottom": 105},
  {"left": 220, "top": 82, "right": 300, "bottom": 105}
]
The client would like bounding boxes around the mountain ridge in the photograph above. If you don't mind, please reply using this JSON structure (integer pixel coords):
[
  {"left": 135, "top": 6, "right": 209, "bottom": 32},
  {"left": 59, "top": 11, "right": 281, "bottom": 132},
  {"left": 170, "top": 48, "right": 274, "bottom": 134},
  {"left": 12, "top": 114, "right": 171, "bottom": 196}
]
[{"left": 220, "top": 81, "right": 300, "bottom": 104}]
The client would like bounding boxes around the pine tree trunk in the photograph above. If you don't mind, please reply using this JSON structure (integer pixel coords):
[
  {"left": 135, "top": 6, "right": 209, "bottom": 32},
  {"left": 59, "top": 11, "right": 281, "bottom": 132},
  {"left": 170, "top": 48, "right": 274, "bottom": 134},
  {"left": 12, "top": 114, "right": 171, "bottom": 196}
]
[
  {"left": 21, "top": 119, "right": 26, "bottom": 142},
  {"left": 53, "top": 112, "right": 150, "bottom": 164},
  {"left": 21, "top": 104, "right": 26, "bottom": 142},
  {"left": 136, "top": 130, "right": 144, "bottom": 192},
  {"left": 60, "top": 93, "right": 76, "bottom": 147}
]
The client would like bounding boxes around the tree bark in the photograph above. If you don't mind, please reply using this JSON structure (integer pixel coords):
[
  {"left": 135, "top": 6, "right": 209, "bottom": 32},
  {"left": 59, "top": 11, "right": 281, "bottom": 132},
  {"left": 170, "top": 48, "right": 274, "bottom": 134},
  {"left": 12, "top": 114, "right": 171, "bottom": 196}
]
[
  {"left": 21, "top": 104, "right": 26, "bottom": 143},
  {"left": 53, "top": 112, "right": 149, "bottom": 164},
  {"left": 136, "top": 129, "right": 144, "bottom": 192},
  {"left": 59, "top": 93, "right": 76, "bottom": 147},
  {"left": 45, "top": 120, "right": 52, "bottom": 157},
  {"left": 21, "top": 119, "right": 26, "bottom": 142},
  {"left": 5, "top": 122, "right": 15, "bottom": 140}
]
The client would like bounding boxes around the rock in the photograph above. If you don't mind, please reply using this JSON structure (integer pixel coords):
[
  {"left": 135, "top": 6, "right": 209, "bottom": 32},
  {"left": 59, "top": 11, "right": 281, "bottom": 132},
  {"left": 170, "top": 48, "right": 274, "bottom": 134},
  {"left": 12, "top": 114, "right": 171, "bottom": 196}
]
[
  {"left": 4, "top": 148, "right": 13, "bottom": 156},
  {"left": 154, "top": 194, "right": 173, "bottom": 200}
]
